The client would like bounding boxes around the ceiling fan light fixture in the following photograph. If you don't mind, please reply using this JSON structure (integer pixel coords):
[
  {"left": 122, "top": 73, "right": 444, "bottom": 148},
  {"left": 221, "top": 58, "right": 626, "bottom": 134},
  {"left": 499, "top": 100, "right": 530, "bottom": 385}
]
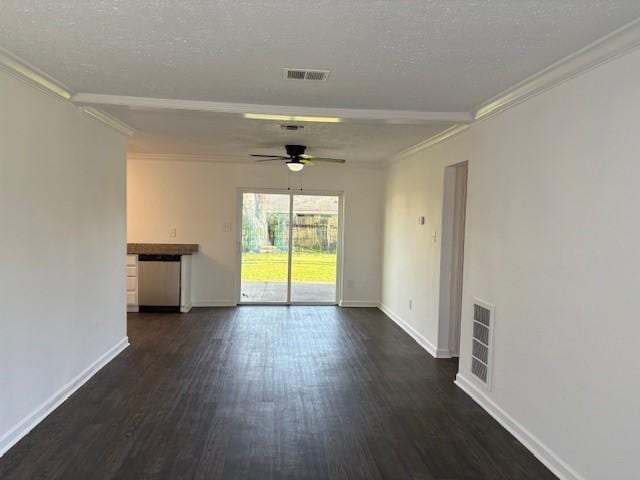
[{"left": 286, "top": 162, "right": 304, "bottom": 172}]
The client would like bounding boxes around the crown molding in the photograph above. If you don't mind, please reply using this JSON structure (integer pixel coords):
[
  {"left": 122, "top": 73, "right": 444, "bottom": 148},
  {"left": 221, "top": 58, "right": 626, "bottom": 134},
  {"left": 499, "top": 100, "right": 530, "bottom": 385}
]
[
  {"left": 71, "top": 93, "right": 473, "bottom": 124},
  {"left": 386, "top": 124, "right": 470, "bottom": 164},
  {"left": 0, "top": 47, "right": 72, "bottom": 100},
  {"left": 79, "top": 107, "right": 135, "bottom": 136},
  {"left": 474, "top": 17, "right": 640, "bottom": 120},
  {"left": 386, "top": 17, "right": 640, "bottom": 162}
]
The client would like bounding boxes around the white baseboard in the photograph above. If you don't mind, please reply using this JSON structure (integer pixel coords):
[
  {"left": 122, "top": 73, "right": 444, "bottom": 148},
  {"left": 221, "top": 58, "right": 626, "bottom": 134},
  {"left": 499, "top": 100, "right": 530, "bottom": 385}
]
[
  {"left": 455, "top": 373, "right": 583, "bottom": 480},
  {"left": 192, "top": 301, "right": 237, "bottom": 307},
  {"left": 180, "top": 302, "right": 193, "bottom": 313},
  {"left": 127, "top": 305, "right": 139, "bottom": 313},
  {"left": 339, "top": 301, "right": 379, "bottom": 307},
  {"left": 378, "top": 303, "right": 450, "bottom": 358},
  {"left": 0, "top": 337, "right": 129, "bottom": 458},
  {"left": 435, "top": 348, "right": 452, "bottom": 358}
]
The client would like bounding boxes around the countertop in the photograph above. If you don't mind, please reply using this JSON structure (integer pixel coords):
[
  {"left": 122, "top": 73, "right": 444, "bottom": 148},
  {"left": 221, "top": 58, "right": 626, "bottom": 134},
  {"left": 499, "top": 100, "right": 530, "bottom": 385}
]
[{"left": 127, "top": 243, "right": 199, "bottom": 255}]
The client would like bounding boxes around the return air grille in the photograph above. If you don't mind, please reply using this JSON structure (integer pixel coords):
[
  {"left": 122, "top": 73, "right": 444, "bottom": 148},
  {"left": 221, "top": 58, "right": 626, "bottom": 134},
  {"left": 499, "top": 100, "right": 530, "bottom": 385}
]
[
  {"left": 284, "top": 68, "right": 330, "bottom": 81},
  {"left": 470, "top": 300, "right": 494, "bottom": 388}
]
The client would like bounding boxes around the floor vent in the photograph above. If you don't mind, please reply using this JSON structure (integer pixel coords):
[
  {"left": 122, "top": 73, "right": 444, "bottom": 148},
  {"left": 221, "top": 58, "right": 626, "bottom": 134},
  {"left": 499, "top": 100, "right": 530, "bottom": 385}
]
[
  {"left": 284, "top": 68, "right": 330, "bottom": 81},
  {"left": 471, "top": 299, "right": 494, "bottom": 388}
]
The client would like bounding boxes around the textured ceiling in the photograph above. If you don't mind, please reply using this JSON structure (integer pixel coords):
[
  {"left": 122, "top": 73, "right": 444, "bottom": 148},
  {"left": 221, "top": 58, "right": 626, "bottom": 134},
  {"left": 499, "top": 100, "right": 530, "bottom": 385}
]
[
  {"left": 1, "top": 1, "right": 639, "bottom": 162},
  {"left": 101, "top": 107, "right": 453, "bottom": 163},
  {"left": 1, "top": 1, "right": 639, "bottom": 111}
]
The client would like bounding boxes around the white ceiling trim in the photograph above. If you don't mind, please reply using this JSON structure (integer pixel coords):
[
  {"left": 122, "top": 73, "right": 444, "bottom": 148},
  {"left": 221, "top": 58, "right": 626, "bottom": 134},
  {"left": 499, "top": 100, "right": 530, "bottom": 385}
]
[
  {"left": 71, "top": 93, "right": 473, "bottom": 124},
  {"left": 473, "top": 17, "right": 640, "bottom": 120},
  {"left": 387, "top": 16, "right": 640, "bottom": 163},
  {"left": 0, "top": 46, "right": 136, "bottom": 137},
  {"left": 80, "top": 107, "right": 135, "bottom": 137},
  {"left": 386, "top": 124, "right": 470, "bottom": 165},
  {"left": 0, "top": 46, "right": 72, "bottom": 100}
]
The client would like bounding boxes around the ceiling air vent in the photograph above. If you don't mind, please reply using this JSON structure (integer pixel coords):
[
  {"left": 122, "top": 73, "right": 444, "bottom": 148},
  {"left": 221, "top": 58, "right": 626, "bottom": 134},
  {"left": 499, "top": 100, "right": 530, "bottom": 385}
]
[
  {"left": 284, "top": 68, "right": 330, "bottom": 81},
  {"left": 280, "top": 124, "right": 304, "bottom": 131},
  {"left": 471, "top": 299, "right": 495, "bottom": 389}
]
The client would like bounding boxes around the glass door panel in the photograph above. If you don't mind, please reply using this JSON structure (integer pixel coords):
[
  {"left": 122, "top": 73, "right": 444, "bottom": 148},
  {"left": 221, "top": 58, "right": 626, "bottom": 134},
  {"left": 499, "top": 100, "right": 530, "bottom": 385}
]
[
  {"left": 240, "top": 192, "right": 290, "bottom": 303},
  {"left": 290, "top": 194, "right": 339, "bottom": 303}
]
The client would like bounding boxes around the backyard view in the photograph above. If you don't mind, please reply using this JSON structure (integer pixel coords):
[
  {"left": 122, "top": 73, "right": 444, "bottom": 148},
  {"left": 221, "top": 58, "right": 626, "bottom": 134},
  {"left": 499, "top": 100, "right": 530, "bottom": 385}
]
[
  {"left": 242, "top": 252, "right": 337, "bottom": 283},
  {"left": 240, "top": 192, "right": 339, "bottom": 302}
]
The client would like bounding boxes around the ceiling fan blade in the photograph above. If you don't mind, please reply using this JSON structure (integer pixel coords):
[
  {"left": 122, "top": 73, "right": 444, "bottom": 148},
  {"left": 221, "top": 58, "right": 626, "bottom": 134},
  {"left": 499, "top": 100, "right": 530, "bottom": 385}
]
[
  {"left": 255, "top": 158, "right": 287, "bottom": 162},
  {"left": 251, "top": 154, "right": 288, "bottom": 159},
  {"left": 305, "top": 157, "right": 346, "bottom": 164}
]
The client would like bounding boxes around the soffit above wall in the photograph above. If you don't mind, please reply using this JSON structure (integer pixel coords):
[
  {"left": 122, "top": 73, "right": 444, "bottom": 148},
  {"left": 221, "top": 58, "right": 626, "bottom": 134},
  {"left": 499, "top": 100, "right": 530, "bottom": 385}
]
[{"left": 102, "top": 106, "right": 454, "bottom": 164}]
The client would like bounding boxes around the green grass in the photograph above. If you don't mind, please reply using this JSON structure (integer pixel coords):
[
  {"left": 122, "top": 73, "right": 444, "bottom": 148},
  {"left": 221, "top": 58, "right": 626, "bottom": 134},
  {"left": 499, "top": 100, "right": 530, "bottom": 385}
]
[{"left": 241, "top": 251, "right": 337, "bottom": 283}]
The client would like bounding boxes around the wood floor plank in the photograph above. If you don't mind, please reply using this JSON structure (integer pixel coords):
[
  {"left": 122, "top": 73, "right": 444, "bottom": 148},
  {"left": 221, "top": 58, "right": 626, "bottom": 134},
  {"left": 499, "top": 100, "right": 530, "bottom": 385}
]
[{"left": 0, "top": 306, "right": 556, "bottom": 479}]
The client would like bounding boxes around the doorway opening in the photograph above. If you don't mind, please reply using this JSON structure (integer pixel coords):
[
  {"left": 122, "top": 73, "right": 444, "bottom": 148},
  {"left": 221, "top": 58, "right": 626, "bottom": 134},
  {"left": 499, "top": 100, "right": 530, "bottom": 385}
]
[
  {"left": 438, "top": 161, "right": 468, "bottom": 357},
  {"left": 238, "top": 190, "right": 342, "bottom": 305}
]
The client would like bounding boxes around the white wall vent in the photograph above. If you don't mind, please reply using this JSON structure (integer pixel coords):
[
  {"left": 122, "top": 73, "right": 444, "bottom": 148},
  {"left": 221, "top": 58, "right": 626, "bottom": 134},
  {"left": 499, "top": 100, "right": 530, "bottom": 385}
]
[
  {"left": 470, "top": 299, "right": 494, "bottom": 389},
  {"left": 284, "top": 68, "right": 330, "bottom": 81}
]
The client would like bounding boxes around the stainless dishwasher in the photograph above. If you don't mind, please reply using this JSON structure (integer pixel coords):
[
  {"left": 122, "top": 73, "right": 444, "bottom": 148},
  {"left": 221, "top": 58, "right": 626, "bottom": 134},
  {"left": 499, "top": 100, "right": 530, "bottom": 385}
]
[{"left": 138, "top": 254, "right": 181, "bottom": 312}]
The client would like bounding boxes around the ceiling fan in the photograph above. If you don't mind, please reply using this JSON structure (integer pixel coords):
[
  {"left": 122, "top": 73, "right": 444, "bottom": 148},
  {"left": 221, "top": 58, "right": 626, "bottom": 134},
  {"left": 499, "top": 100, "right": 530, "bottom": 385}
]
[{"left": 251, "top": 144, "right": 346, "bottom": 172}]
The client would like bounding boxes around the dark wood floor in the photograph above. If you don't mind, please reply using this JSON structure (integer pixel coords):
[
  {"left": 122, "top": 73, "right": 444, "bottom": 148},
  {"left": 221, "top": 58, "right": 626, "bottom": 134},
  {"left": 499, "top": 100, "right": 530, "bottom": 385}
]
[{"left": 0, "top": 307, "right": 555, "bottom": 479}]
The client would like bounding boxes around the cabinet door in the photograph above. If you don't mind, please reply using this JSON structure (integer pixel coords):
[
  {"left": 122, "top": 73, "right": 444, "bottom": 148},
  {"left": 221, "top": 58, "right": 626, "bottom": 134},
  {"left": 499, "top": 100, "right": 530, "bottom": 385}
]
[{"left": 127, "top": 291, "right": 137, "bottom": 305}]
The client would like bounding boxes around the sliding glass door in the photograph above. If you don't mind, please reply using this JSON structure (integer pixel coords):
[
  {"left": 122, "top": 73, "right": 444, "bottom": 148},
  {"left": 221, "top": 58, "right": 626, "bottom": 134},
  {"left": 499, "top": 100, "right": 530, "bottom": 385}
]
[
  {"left": 239, "top": 191, "right": 340, "bottom": 304},
  {"left": 291, "top": 194, "right": 339, "bottom": 303},
  {"left": 240, "top": 192, "right": 290, "bottom": 303}
]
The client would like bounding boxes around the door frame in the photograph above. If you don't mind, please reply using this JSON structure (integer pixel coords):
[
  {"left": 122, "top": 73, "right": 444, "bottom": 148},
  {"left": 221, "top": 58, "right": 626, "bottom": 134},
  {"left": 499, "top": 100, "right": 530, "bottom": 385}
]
[
  {"left": 437, "top": 161, "right": 468, "bottom": 357},
  {"left": 235, "top": 187, "right": 344, "bottom": 306}
]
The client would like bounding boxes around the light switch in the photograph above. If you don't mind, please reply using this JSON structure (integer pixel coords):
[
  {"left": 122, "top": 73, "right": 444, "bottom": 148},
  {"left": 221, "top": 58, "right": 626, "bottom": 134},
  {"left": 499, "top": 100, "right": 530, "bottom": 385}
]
[
  {"left": 432, "top": 231, "right": 437, "bottom": 243},
  {"left": 223, "top": 222, "right": 232, "bottom": 232},
  {"left": 418, "top": 216, "right": 426, "bottom": 225},
  {"left": 170, "top": 227, "right": 177, "bottom": 238}
]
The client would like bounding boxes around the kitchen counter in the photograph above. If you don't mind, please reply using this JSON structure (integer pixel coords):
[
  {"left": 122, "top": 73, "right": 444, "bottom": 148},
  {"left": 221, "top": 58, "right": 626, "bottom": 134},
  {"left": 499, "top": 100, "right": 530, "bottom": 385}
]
[{"left": 127, "top": 243, "right": 199, "bottom": 255}]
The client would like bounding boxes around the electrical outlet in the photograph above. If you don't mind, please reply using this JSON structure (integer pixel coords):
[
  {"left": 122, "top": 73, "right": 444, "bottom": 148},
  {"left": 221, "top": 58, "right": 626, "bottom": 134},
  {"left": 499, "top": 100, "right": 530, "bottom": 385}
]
[
  {"left": 170, "top": 227, "right": 177, "bottom": 238},
  {"left": 223, "top": 222, "right": 232, "bottom": 233}
]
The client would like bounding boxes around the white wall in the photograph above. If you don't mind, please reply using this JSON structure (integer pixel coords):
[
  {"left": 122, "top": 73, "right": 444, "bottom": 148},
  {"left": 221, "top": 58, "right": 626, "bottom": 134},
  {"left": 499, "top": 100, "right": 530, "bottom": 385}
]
[
  {"left": 127, "top": 159, "right": 384, "bottom": 306},
  {"left": 0, "top": 71, "right": 128, "bottom": 454},
  {"left": 382, "top": 48, "right": 640, "bottom": 479}
]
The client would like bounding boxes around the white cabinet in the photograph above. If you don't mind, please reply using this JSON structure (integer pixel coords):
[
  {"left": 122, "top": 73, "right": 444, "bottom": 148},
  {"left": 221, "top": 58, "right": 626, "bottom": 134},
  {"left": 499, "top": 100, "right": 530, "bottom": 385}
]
[{"left": 126, "top": 254, "right": 138, "bottom": 312}]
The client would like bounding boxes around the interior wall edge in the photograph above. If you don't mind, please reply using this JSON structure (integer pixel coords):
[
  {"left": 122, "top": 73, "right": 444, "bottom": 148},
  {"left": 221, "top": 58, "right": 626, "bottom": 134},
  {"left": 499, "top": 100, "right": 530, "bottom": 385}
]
[
  {"left": 0, "top": 337, "right": 129, "bottom": 458},
  {"left": 378, "top": 304, "right": 450, "bottom": 358},
  {"left": 455, "top": 374, "right": 584, "bottom": 480}
]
